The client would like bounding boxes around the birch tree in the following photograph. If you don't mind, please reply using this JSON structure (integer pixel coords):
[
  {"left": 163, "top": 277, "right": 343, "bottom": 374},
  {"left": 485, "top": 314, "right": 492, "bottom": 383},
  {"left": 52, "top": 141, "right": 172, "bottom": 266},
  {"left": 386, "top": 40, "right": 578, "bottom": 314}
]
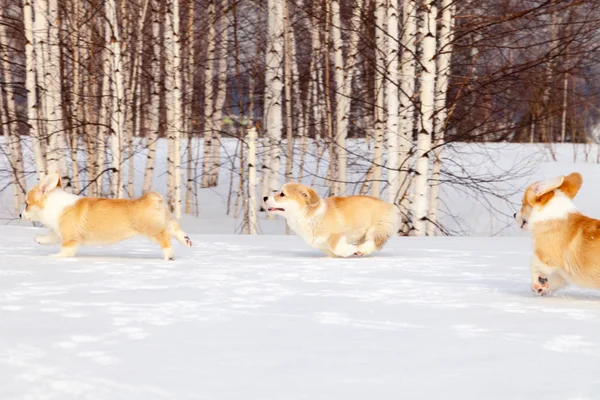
[
  {"left": 427, "top": 1, "right": 455, "bottom": 236},
  {"left": 372, "top": 0, "right": 387, "bottom": 197},
  {"left": 331, "top": 0, "right": 364, "bottom": 196},
  {"left": 105, "top": 0, "right": 125, "bottom": 198},
  {"left": 0, "top": 9, "right": 26, "bottom": 206},
  {"left": 207, "top": 8, "right": 230, "bottom": 187},
  {"left": 39, "top": 0, "right": 67, "bottom": 182},
  {"left": 397, "top": 0, "right": 417, "bottom": 233},
  {"left": 201, "top": 0, "right": 217, "bottom": 189},
  {"left": 247, "top": 125, "right": 258, "bottom": 235},
  {"left": 165, "top": 0, "right": 183, "bottom": 218},
  {"left": 262, "top": 0, "right": 284, "bottom": 216},
  {"left": 143, "top": 0, "right": 163, "bottom": 192},
  {"left": 385, "top": 0, "right": 400, "bottom": 204},
  {"left": 284, "top": 0, "right": 294, "bottom": 184},
  {"left": 412, "top": 3, "right": 437, "bottom": 236},
  {"left": 23, "top": 0, "right": 45, "bottom": 178}
]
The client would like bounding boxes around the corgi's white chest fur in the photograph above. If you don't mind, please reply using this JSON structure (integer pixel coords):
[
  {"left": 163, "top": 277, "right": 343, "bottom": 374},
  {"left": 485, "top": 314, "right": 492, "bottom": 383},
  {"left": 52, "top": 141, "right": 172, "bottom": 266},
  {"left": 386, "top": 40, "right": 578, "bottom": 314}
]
[
  {"left": 529, "top": 191, "right": 577, "bottom": 228},
  {"left": 40, "top": 190, "right": 80, "bottom": 232},
  {"left": 285, "top": 203, "right": 328, "bottom": 248}
]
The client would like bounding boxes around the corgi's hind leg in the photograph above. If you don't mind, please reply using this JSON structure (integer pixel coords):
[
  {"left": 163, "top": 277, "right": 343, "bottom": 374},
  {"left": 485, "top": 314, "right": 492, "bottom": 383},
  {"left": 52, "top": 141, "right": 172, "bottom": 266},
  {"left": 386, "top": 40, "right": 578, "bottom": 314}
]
[
  {"left": 52, "top": 239, "right": 79, "bottom": 258},
  {"left": 356, "top": 228, "right": 377, "bottom": 256},
  {"left": 167, "top": 220, "right": 192, "bottom": 248},
  {"left": 153, "top": 230, "right": 174, "bottom": 261}
]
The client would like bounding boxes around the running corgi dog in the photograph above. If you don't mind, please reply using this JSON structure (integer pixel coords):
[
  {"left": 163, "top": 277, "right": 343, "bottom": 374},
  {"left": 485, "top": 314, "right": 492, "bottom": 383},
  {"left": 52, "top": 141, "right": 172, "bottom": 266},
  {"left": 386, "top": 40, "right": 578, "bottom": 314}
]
[
  {"left": 20, "top": 172, "right": 192, "bottom": 260},
  {"left": 515, "top": 172, "right": 600, "bottom": 295},
  {"left": 264, "top": 182, "right": 400, "bottom": 257}
]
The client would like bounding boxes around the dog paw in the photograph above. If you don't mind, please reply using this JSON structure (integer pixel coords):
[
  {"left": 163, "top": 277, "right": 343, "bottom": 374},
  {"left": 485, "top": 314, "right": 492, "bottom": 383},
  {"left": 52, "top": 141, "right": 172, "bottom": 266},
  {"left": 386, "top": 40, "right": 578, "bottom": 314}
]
[
  {"left": 184, "top": 236, "right": 192, "bottom": 248},
  {"left": 532, "top": 276, "right": 550, "bottom": 296}
]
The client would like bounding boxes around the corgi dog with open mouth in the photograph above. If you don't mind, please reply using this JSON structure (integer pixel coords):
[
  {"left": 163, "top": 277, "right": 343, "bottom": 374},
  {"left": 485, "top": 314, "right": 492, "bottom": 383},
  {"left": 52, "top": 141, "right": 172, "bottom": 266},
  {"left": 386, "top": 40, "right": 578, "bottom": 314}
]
[
  {"left": 263, "top": 182, "right": 400, "bottom": 257},
  {"left": 515, "top": 171, "right": 600, "bottom": 295},
  {"left": 20, "top": 172, "right": 192, "bottom": 260}
]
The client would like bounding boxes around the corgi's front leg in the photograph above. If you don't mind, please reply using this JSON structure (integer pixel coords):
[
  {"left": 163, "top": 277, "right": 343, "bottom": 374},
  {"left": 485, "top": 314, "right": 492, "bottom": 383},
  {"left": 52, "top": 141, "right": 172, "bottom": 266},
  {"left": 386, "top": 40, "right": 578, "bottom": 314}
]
[
  {"left": 35, "top": 230, "right": 61, "bottom": 245},
  {"left": 530, "top": 253, "right": 568, "bottom": 295},
  {"left": 51, "top": 240, "right": 79, "bottom": 258},
  {"left": 328, "top": 234, "right": 358, "bottom": 258}
]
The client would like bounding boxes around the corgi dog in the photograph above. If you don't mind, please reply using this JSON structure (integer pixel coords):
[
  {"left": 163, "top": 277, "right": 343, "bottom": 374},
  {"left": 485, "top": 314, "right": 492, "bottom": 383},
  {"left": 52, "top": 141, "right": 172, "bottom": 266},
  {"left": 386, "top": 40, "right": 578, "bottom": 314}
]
[
  {"left": 20, "top": 172, "right": 192, "bottom": 260},
  {"left": 515, "top": 171, "right": 600, "bottom": 295},
  {"left": 263, "top": 182, "right": 400, "bottom": 257}
]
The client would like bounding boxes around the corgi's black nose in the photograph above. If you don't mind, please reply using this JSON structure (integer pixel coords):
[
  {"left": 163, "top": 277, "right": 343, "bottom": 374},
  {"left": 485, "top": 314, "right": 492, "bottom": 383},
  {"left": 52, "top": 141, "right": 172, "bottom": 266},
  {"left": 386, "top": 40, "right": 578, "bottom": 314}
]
[
  {"left": 19, "top": 213, "right": 22, "bottom": 218},
  {"left": 513, "top": 213, "right": 516, "bottom": 219},
  {"left": 263, "top": 196, "right": 268, "bottom": 202}
]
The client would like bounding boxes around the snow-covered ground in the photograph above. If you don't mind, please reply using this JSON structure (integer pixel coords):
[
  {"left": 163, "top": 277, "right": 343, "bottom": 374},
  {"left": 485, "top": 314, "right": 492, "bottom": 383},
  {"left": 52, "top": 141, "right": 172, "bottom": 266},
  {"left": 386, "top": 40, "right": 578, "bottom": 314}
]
[{"left": 3, "top": 226, "right": 600, "bottom": 399}]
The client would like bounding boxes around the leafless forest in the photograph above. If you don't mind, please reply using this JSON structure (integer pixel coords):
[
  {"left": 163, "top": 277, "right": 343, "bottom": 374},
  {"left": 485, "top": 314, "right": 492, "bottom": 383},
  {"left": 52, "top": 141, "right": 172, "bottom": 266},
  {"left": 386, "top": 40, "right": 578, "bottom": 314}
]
[{"left": 1, "top": 0, "right": 600, "bottom": 235}]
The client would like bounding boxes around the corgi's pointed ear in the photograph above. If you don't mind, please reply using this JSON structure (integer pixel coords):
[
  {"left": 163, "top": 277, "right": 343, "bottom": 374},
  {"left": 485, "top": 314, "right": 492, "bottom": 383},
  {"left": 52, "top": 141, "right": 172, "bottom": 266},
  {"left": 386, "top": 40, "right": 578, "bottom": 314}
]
[
  {"left": 560, "top": 172, "right": 583, "bottom": 199},
  {"left": 301, "top": 187, "right": 320, "bottom": 207},
  {"left": 39, "top": 172, "right": 60, "bottom": 196},
  {"left": 533, "top": 176, "right": 564, "bottom": 198}
]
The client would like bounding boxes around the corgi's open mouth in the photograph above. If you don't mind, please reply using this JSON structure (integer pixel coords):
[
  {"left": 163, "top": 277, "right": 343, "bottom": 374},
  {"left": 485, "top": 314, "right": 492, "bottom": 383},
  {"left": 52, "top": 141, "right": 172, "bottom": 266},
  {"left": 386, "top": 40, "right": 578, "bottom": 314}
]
[
  {"left": 268, "top": 207, "right": 285, "bottom": 212},
  {"left": 521, "top": 220, "right": 527, "bottom": 229}
]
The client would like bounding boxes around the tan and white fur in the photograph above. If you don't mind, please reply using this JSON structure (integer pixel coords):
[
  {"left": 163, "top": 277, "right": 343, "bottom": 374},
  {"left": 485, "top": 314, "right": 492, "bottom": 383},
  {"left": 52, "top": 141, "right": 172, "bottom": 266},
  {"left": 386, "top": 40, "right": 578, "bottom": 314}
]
[
  {"left": 264, "top": 182, "right": 400, "bottom": 257},
  {"left": 20, "top": 172, "right": 192, "bottom": 260},
  {"left": 515, "top": 171, "right": 600, "bottom": 295}
]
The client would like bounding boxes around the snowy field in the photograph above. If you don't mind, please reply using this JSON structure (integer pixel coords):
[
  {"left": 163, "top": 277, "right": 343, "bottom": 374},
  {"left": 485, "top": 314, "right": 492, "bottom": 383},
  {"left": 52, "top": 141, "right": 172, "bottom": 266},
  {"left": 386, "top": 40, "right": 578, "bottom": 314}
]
[{"left": 3, "top": 227, "right": 600, "bottom": 399}]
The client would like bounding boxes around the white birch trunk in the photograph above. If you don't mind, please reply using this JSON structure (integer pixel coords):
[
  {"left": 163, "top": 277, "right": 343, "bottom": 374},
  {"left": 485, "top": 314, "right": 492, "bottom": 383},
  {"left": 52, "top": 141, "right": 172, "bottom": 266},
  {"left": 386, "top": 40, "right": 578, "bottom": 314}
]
[
  {"left": 0, "top": 17, "right": 26, "bottom": 205},
  {"left": 247, "top": 125, "right": 258, "bottom": 235},
  {"left": 397, "top": 0, "right": 417, "bottom": 233},
  {"left": 284, "top": 0, "right": 294, "bottom": 184},
  {"left": 40, "top": 0, "right": 66, "bottom": 181},
  {"left": 105, "top": 0, "right": 124, "bottom": 198},
  {"left": 33, "top": 0, "right": 48, "bottom": 170},
  {"left": 201, "top": 0, "right": 216, "bottom": 189},
  {"left": 331, "top": 0, "right": 363, "bottom": 196},
  {"left": 208, "top": 10, "right": 229, "bottom": 188},
  {"left": 23, "top": 0, "right": 45, "bottom": 179},
  {"left": 372, "top": 0, "right": 387, "bottom": 197},
  {"left": 0, "top": 72, "right": 20, "bottom": 213},
  {"left": 427, "top": 1, "right": 455, "bottom": 236},
  {"left": 263, "top": 0, "right": 284, "bottom": 219},
  {"left": 412, "top": 4, "right": 437, "bottom": 236},
  {"left": 385, "top": 0, "right": 400, "bottom": 204},
  {"left": 98, "top": 31, "right": 111, "bottom": 197},
  {"left": 143, "top": 0, "right": 162, "bottom": 193},
  {"left": 165, "top": 0, "right": 183, "bottom": 219},
  {"left": 185, "top": 0, "right": 195, "bottom": 213}
]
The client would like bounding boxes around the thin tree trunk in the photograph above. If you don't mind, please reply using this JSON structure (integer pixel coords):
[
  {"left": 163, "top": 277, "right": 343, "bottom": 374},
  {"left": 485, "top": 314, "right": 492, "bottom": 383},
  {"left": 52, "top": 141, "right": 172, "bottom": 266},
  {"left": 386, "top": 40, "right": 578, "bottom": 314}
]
[
  {"left": 247, "top": 125, "right": 258, "bottom": 234},
  {"left": 208, "top": 7, "right": 229, "bottom": 188},
  {"left": 185, "top": 0, "right": 195, "bottom": 214},
  {"left": 201, "top": 0, "right": 216, "bottom": 189},
  {"left": 397, "top": 0, "right": 417, "bottom": 233},
  {"left": 263, "top": 0, "right": 284, "bottom": 218},
  {"left": 106, "top": 0, "right": 125, "bottom": 198},
  {"left": 324, "top": 0, "right": 334, "bottom": 194},
  {"left": 426, "top": 0, "right": 454, "bottom": 236},
  {"left": 143, "top": 0, "right": 162, "bottom": 193},
  {"left": 40, "top": 0, "right": 66, "bottom": 181},
  {"left": 23, "top": 0, "right": 45, "bottom": 178},
  {"left": 412, "top": 3, "right": 437, "bottom": 236},
  {"left": 386, "top": 0, "right": 400, "bottom": 205},
  {"left": 284, "top": 0, "right": 294, "bottom": 185},
  {"left": 331, "top": 0, "right": 363, "bottom": 196},
  {"left": 165, "top": 0, "right": 183, "bottom": 219},
  {"left": 0, "top": 16, "right": 26, "bottom": 205},
  {"left": 372, "top": 0, "right": 386, "bottom": 197}
]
